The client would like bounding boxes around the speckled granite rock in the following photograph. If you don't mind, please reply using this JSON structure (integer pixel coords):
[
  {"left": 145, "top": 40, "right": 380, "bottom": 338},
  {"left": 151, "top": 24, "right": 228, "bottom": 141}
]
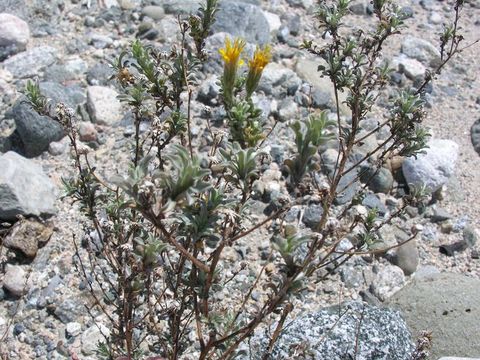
[{"left": 249, "top": 301, "right": 415, "bottom": 359}]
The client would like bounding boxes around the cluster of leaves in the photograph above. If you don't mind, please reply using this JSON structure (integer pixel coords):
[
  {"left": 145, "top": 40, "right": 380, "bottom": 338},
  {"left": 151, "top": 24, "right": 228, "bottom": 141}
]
[
  {"left": 23, "top": 80, "right": 50, "bottom": 115},
  {"left": 285, "top": 112, "right": 336, "bottom": 187}
]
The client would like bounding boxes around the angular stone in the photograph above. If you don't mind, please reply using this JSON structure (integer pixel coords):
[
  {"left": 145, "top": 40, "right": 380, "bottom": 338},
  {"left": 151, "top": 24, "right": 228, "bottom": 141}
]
[
  {"left": 87, "top": 86, "right": 123, "bottom": 125},
  {"left": 3, "top": 218, "right": 53, "bottom": 258},
  {"left": 371, "top": 265, "right": 406, "bottom": 301},
  {"left": 10, "top": 101, "right": 64, "bottom": 157},
  {"left": 0, "top": 151, "right": 57, "bottom": 221},
  {"left": 78, "top": 121, "right": 97, "bottom": 142},
  {"left": 81, "top": 324, "right": 111, "bottom": 355},
  {"left": 396, "top": 55, "right": 426, "bottom": 80}
]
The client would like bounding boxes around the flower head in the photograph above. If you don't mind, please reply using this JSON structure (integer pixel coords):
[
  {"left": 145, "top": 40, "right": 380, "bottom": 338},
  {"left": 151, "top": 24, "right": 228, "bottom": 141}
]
[
  {"left": 246, "top": 45, "right": 272, "bottom": 98},
  {"left": 219, "top": 37, "right": 246, "bottom": 67},
  {"left": 248, "top": 45, "right": 272, "bottom": 74},
  {"left": 219, "top": 37, "right": 246, "bottom": 108}
]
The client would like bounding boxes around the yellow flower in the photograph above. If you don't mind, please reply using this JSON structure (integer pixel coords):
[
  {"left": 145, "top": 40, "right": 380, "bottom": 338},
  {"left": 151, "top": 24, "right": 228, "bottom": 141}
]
[
  {"left": 219, "top": 37, "right": 246, "bottom": 67},
  {"left": 246, "top": 45, "right": 272, "bottom": 98},
  {"left": 219, "top": 37, "right": 245, "bottom": 108},
  {"left": 248, "top": 45, "right": 272, "bottom": 74}
]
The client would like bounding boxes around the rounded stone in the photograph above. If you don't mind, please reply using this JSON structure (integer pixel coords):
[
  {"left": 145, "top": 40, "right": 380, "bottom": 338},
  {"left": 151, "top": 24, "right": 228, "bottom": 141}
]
[
  {"left": 388, "top": 273, "right": 480, "bottom": 358},
  {"left": 0, "top": 13, "right": 30, "bottom": 55}
]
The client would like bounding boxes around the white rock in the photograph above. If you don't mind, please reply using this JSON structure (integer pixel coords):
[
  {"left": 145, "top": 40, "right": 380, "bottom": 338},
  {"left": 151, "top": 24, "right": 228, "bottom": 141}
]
[
  {"left": 429, "top": 12, "right": 442, "bottom": 24},
  {"left": 87, "top": 86, "right": 123, "bottom": 125},
  {"left": 0, "top": 13, "right": 30, "bottom": 50},
  {"left": 66, "top": 322, "right": 82, "bottom": 337},
  {"left": 81, "top": 324, "right": 111, "bottom": 355},
  {"left": 402, "top": 139, "right": 459, "bottom": 192},
  {"left": 438, "top": 358, "right": 480, "bottom": 360},
  {"left": 396, "top": 55, "right": 426, "bottom": 80},
  {"left": 371, "top": 265, "right": 405, "bottom": 301},
  {"left": 3, "top": 264, "right": 28, "bottom": 297},
  {"left": 103, "top": 0, "right": 119, "bottom": 8},
  {"left": 263, "top": 11, "right": 282, "bottom": 33}
]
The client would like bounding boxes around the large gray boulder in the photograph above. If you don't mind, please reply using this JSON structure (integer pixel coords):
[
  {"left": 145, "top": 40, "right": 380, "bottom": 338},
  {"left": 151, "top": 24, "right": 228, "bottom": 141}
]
[
  {"left": 212, "top": 1, "right": 270, "bottom": 44},
  {"left": 1, "top": 46, "right": 58, "bottom": 78},
  {"left": 402, "top": 139, "right": 459, "bottom": 192},
  {"left": 249, "top": 301, "right": 415, "bottom": 359},
  {"left": 388, "top": 273, "right": 480, "bottom": 359},
  {"left": 10, "top": 101, "right": 64, "bottom": 158},
  {"left": 0, "top": 151, "right": 57, "bottom": 221}
]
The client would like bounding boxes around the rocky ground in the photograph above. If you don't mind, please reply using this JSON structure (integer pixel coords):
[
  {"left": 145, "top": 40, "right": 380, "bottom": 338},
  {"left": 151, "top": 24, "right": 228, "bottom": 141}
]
[{"left": 0, "top": 0, "right": 480, "bottom": 359}]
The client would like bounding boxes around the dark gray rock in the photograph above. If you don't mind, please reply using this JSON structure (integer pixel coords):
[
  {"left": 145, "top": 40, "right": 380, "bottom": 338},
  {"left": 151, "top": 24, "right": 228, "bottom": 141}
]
[
  {"left": 388, "top": 273, "right": 480, "bottom": 358},
  {"left": 212, "top": 1, "right": 270, "bottom": 44},
  {"left": 285, "top": 0, "right": 313, "bottom": 9},
  {"left": 360, "top": 166, "right": 393, "bottom": 194},
  {"left": 362, "top": 194, "right": 387, "bottom": 216},
  {"left": 250, "top": 301, "right": 415, "bottom": 359},
  {"left": 349, "top": 1, "right": 367, "bottom": 15},
  {"left": 471, "top": 118, "right": 480, "bottom": 155},
  {"left": 302, "top": 203, "right": 323, "bottom": 229},
  {"left": 389, "top": 239, "right": 419, "bottom": 276},
  {"left": 54, "top": 298, "right": 84, "bottom": 324},
  {"left": 197, "top": 76, "right": 220, "bottom": 105},
  {"left": 334, "top": 169, "right": 359, "bottom": 205},
  {"left": 43, "top": 58, "right": 87, "bottom": 83},
  {"left": 430, "top": 207, "right": 453, "bottom": 223},
  {"left": 270, "top": 144, "right": 285, "bottom": 165},
  {"left": 86, "top": 63, "right": 113, "bottom": 86},
  {"left": 0, "top": 151, "right": 57, "bottom": 221},
  {"left": 10, "top": 101, "right": 64, "bottom": 157}
]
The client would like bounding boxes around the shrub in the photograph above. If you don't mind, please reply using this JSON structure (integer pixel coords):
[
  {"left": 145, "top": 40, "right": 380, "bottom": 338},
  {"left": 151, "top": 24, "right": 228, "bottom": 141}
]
[{"left": 24, "top": 0, "right": 470, "bottom": 359}]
